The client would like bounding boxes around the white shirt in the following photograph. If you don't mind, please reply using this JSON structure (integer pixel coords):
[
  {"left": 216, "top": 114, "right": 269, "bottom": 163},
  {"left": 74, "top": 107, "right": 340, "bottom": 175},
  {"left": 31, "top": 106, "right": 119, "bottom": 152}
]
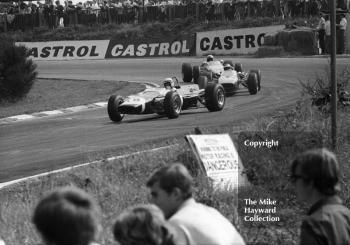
[
  {"left": 325, "top": 20, "right": 331, "bottom": 36},
  {"left": 317, "top": 16, "right": 325, "bottom": 30},
  {"left": 169, "top": 198, "right": 246, "bottom": 245},
  {"left": 340, "top": 17, "right": 347, "bottom": 30}
]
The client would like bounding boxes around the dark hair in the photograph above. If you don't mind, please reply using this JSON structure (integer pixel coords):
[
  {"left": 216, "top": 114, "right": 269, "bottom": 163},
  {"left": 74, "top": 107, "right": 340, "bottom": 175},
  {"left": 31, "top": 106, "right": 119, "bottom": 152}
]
[
  {"left": 113, "top": 204, "right": 176, "bottom": 245},
  {"left": 33, "top": 186, "right": 100, "bottom": 245},
  {"left": 146, "top": 163, "right": 192, "bottom": 199},
  {"left": 291, "top": 148, "right": 340, "bottom": 195}
]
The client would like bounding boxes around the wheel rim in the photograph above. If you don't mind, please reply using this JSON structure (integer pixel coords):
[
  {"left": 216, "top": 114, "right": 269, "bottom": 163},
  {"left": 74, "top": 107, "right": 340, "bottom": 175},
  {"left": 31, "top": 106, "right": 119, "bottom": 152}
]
[
  {"left": 174, "top": 96, "right": 182, "bottom": 113},
  {"left": 116, "top": 99, "right": 124, "bottom": 118},
  {"left": 217, "top": 88, "right": 225, "bottom": 106}
]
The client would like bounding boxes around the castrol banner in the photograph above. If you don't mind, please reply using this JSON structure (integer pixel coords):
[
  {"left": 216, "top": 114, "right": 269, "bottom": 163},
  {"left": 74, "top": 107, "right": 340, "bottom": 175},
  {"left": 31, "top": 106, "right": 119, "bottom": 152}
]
[
  {"left": 105, "top": 36, "right": 195, "bottom": 58},
  {"left": 196, "top": 25, "right": 284, "bottom": 56},
  {"left": 16, "top": 40, "right": 110, "bottom": 60}
]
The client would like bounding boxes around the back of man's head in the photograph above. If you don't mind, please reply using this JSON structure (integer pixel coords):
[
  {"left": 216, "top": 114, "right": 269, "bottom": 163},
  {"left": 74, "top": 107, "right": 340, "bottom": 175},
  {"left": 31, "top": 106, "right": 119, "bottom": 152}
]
[
  {"left": 146, "top": 163, "right": 193, "bottom": 200},
  {"left": 291, "top": 148, "right": 340, "bottom": 196},
  {"left": 33, "top": 186, "right": 100, "bottom": 245}
]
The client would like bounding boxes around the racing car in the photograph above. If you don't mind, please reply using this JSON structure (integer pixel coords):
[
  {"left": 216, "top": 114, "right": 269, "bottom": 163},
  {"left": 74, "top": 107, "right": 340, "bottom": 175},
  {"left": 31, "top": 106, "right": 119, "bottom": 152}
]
[
  {"left": 107, "top": 77, "right": 225, "bottom": 122},
  {"left": 181, "top": 55, "right": 261, "bottom": 96}
]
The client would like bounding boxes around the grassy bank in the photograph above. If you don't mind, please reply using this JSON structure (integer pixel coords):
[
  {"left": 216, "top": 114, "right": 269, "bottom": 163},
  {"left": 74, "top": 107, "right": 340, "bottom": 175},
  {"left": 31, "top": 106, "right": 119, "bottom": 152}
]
[
  {"left": 0, "top": 79, "right": 144, "bottom": 118},
  {"left": 0, "top": 78, "right": 349, "bottom": 244},
  {"left": 0, "top": 17, "right": 319, "bottom": 43}
]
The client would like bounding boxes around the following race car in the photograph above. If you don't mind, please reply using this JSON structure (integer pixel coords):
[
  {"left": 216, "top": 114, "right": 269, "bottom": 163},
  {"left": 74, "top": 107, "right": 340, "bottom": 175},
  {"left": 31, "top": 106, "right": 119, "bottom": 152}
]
[
  {"left": 181, "top": 55, "right": 261, "bottom": 96},
  {"left": 107, "top": 77, "right": 225, "bottom": 122}
]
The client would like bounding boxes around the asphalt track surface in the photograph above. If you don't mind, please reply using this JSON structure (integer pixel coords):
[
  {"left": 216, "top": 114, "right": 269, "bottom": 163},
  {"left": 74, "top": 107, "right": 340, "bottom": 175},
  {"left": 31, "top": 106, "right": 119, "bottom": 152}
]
[{"left": 0, "top": 57, "right": 349, "bottom": 183}]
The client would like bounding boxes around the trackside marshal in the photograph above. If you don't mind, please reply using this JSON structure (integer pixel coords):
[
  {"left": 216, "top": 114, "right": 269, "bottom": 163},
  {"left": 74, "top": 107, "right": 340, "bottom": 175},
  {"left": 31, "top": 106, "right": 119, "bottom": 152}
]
[
  {"left": 186, "top": 134, "right": 240, "bottom": 190},
  {"left": 196, "top": 25, "right": 284, "bottom": 55}
]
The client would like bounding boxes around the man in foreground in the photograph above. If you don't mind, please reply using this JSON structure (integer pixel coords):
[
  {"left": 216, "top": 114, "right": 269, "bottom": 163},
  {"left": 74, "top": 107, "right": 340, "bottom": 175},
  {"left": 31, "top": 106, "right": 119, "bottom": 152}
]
[
  {"left": 32, "top": 186, "right": 101, "bottom": 245},
  {"left": 146, "top": 163, "right": 245, "bottom": 245},
  {"left": 291, "top": 148, "right": 350, "bottom": 245}
]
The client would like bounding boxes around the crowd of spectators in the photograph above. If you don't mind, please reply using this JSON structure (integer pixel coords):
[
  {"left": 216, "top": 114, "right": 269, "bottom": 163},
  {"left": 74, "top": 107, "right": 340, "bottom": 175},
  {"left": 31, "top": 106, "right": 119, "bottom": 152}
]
[
  {"left": 2, "top": 147, "right": 349, "bottom": 245},
  {"left": 1, "top": 0, "right": 348, "bottom": 32}
]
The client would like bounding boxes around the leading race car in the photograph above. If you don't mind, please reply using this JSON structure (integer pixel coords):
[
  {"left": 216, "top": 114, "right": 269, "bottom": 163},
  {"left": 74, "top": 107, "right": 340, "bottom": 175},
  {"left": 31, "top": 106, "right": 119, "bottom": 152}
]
[
  {"left": 107, "top": 77, "right": 225, "bottom": 122},
  {"left": 181, "top": 55, "right": 261, "bottom": 96}
]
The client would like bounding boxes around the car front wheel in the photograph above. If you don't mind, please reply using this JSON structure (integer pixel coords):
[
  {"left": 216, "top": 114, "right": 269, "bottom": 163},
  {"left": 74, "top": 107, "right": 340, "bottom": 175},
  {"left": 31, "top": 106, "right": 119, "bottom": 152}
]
[
  {"left": 164, "top": 91, "right": 182, "bottom": 118},
  {"left": 107, "top": 95, "right": 124, "bottom": 122},
  {"left": 205, "top": 83, "right": 225, "bottom": 111}
]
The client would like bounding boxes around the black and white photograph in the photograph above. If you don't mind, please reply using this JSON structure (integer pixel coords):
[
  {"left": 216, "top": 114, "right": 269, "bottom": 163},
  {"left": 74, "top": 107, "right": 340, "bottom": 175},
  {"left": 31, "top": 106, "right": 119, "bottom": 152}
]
[{"left": 0, "top": 0, "right": 350, "bottom": 244}]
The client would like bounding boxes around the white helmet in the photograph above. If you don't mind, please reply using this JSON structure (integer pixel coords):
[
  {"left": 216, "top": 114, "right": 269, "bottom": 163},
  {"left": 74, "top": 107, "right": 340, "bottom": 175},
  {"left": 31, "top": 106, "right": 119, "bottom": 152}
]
[{"left": 163, "top": 78, "right": 174, "bottom": 89}]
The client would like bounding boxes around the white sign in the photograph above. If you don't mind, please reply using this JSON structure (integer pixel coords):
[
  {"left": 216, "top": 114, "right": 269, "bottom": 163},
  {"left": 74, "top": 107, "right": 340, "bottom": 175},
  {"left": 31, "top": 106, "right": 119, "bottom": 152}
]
[
  {"left": 196, "top": 25, "right": 284, "bottom": 56},
  {"left": 186, "top": 134, "right": 240, "bottom": 190},
  {"left": 16, "top": 40, "right": 109, "bottom": 61}
]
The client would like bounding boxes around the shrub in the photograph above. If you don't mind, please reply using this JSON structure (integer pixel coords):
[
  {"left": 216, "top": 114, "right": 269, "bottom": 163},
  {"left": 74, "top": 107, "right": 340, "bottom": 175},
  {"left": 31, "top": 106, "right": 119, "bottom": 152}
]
[
  {"left": 299, "top": 66, "right": 350, "bottom": 112},
  {"left": 0, "top": 42, "right": 37, "bottom": 102}
]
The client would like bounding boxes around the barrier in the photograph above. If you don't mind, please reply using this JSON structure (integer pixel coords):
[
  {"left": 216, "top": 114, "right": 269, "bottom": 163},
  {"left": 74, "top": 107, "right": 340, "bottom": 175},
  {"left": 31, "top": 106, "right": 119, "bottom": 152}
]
[
  {"left": 196, "top": 25, "right": 284, "bottom": 56},
  {"left": 17, "top": 40, "right": 110, "bottom": 60}
]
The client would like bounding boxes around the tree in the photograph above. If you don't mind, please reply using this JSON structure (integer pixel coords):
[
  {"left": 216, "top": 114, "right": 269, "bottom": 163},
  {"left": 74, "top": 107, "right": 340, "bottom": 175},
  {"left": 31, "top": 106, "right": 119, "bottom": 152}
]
[{"left": 0, "top": 41, "right": 37, "bottom": 102}]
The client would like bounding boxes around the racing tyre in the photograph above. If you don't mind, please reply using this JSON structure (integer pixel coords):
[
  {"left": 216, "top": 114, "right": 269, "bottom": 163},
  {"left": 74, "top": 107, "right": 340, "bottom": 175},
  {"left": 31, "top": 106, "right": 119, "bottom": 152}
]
[
  {"left": 234, "top": 63, "right": 243, "bottom": 73},
  {"left": 247, "top": 72, "right": 258, "bottom": 95},
  {"left": 164, "top": 91, "right": 182, "bottom": 119},
  {"left": 205, "top": 83, "right": 225, "bottom": 112},
  {"left": 107, "top": 95, "right": 124, "bottom": 122},
  {"left": 198, "top": 76, "right": 208, "bottom": 89},
  {"left": 182, "top": 63, "right": 193, "bottom": 83},
  {"left": 250, "top": 69, "right": 261, "bottom": 91},
  {"left": 223, "top": 60, "right": 234, "bottom": 67},
  {"left": 193, "top": 66, "right": 200, "bottom": 84}
]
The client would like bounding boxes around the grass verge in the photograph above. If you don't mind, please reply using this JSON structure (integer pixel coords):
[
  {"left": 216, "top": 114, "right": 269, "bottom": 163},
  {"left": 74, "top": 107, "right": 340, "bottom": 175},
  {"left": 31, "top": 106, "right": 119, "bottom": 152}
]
[
  {"left": 0, "top": 79, "right": 145, "bottom": 118},
  {"left": 0, "top": 75, "right": 349, "bottom": 245}
]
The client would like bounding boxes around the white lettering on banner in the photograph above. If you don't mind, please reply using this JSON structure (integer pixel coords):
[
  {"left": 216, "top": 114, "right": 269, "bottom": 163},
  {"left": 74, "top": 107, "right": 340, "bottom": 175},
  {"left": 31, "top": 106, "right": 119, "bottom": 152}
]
[
  {"left": 16, "top": 40, "right": 109, "bottom": 60},
  {"left": 171, "top": 41, "right": 181, "bottom": 54},
  {"left": 159, "top": 42, "right": 170, "bottom": 55},
  {"left": 196, "top": 25, "right": 284, "bottom": 55},
  {"left": 136, "top": 44, "right": 147, "bottom": 56},
  {"left": 109, "top": 40, "right": 190, "bottom": 57}
]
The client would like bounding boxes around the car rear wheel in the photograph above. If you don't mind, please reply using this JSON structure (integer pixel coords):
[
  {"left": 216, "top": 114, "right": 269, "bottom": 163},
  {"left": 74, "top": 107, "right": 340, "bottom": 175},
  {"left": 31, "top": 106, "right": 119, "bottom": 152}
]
[
  {"left": 164, "top": 91, "right": 182, "bottom": 118},
  {"left": 250, "top": 69, "right": 261, "bottom": 91},
  {"left": 107, "top": 95, "right": 124, "bottom": 122},
  {"left": 193, "top": 66, "right": 200, "bottom": 84},
  {"left": 198, "top": 76, "right": 208, "bottom": 89},
  {"left": 182, "top": 63, "right": 193, "bottom": 83},
  {"left": 205, "top": 83, "right": 225, "bottom": 111},
  {"left": 234, "top": 63, "right": 243, "bottom": 73},
  {"left": 247, "top": 72, "right": 258, "bottom": 95}
]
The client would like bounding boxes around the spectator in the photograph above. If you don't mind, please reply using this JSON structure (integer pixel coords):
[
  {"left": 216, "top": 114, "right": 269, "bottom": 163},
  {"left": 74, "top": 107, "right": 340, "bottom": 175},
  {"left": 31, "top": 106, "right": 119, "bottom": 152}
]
[
  {"left": 324, "top": 14, "right": 330, "bottom": 54},
  {"left": 146, "top": 163, "right": 246, "bottom": 245},
  {"left": 337, "top": 13, "right": 347, "bottom": 54},
  {"left": 32, "top": 186, "right": 101, "bottom": 245},
  {"left": 55, "top": 1, "right": 64, "bottom": 27},
  {"left": 290, "top": 148, "right": 350, "bottom": 245},
  {"left": 113, "top": 204, "right": 187, "bottom": 245},
  {"left": 0, "top": 237, "right": 5, "bottom": 245},
  {"left": 316, "top": 12, "right": 326, "bottom": 54}
]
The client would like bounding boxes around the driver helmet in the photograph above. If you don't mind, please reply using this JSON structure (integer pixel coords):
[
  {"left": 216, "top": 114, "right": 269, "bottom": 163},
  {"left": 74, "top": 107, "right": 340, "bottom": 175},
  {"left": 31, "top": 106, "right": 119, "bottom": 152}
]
[
  {"left": 207, "top": 55, "right": 214, "bottom": 62},
  {"left": 223, "top": 63, "right": 233, "bottom": 71},
  {"left": 163, "top": 78, "right": 174, "bottom": 89}
]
